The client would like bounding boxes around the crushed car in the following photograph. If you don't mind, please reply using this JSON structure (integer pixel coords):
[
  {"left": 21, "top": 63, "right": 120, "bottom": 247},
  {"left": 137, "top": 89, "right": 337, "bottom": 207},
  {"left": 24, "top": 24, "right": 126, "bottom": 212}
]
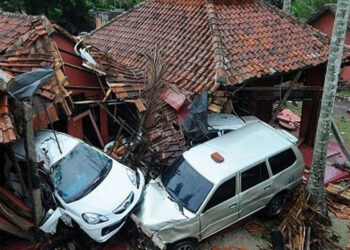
[
  {"left": 11, "top": 130, "right": 145, "bottom": 243},
  {"left": 207, "top": 113, "right": 259, "bottom": 136},
  {"left": 132, "top": 121, "right": 304, "bottom": 250}
]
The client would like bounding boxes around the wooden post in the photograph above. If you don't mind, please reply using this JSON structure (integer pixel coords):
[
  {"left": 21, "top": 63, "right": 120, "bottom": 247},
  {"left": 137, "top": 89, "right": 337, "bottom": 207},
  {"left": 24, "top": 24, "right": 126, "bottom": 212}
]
[
  {"left": 6, "top": 146, "right": 28, "bottom": 199},
  {"left": 22, "top": 101, "right": 43, "bottom": 228}
]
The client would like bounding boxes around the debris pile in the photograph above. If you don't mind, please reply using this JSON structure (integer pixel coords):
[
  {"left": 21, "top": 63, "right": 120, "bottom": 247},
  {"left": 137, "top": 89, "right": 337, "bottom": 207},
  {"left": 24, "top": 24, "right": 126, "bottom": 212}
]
[
  {"left": 326, "top": 180, "right": 350, "bottom": 219},
  {"left": 279, "top": 190, "right": 341, "bottom": 250},
  {"left": 277, "top": 108, "right": 301, "bottom": 131}
]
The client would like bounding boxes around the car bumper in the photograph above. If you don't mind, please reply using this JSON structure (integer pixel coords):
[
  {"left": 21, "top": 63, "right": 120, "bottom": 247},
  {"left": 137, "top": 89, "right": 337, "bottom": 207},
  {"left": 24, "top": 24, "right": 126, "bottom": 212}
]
[
  {"left": 79, "top": 169, "right": 146, "bottom": 243},
  {"left": 83, "top": 219, "right": 126, "bottom": 243}
]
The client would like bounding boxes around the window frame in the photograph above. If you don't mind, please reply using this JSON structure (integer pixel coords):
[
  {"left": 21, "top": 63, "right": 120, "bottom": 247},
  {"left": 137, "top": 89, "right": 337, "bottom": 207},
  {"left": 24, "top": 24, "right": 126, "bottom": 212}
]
[
  {"left": 239, "top": 160, "right": 271, "bottom": 193},
  {"left": 268, "top": 148, "right": 297, "bottom": 176},
  {"left": 202, "top": 175, "right": 237, "bottom": 213}
]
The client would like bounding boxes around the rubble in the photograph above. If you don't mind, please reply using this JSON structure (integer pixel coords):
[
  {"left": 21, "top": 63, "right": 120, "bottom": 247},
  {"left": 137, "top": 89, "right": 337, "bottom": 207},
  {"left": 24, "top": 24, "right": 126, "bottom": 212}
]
[
  {"left": 326, "top": 182, "right": 350, "bottom": 205},
  {"left": 279, "top": 190, "right": 341, "bottom": 250}
]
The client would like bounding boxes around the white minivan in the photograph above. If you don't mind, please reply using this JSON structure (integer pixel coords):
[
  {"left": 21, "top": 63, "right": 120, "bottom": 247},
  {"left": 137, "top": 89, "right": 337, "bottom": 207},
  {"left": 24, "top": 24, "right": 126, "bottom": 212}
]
[{"left": 133, "top": 121, "right": 304, "bottom": 250}]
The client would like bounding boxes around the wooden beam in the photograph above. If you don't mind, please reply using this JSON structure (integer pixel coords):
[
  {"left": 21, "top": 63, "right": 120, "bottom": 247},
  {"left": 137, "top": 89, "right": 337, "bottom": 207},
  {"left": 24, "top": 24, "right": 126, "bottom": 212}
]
[
  {"left": 229, "top": 85, "right": 322, "bottom": 92},
  {"left": 0, "top": 201, "right": 34, "bottom": 232},
  {"left": 23, "top": 101, "right": 43, "bottom": 230},
  {"left": 269, "top": 71, "right": 303, "bottom": 125},
  {"left": 72, "top": 110, "right": 105, "bottom": 148},
  {"left": 5, "top": 146, "right": 29, "bottom": 199},
  {"left": 0, "top": 216, "right": 34, "bottom": 241}
]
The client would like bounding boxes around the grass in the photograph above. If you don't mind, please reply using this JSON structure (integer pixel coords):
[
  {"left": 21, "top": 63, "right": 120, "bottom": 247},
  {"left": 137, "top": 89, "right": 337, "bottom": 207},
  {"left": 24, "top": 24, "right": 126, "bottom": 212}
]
[
  {"left": 332, "top": 116, "right": 350, "bottom": 147},
  {"left": 285, "top": 101, "right": 350, "bottom": 147},
  {"left": 338, "top": 89, "right": 350, "bottom": 98},
  {"left": 285, "top": 101, "right": 302, "bottom": 116}
]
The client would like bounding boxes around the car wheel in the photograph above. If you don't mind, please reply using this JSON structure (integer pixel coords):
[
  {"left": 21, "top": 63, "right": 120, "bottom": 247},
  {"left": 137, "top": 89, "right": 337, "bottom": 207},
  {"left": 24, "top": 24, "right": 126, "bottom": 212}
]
[
  {"left": 169, "top": 240, "right": 197, "bottom": 250},
  {"left": 264, "top": 194, "right": 286, "bottom": 218}
]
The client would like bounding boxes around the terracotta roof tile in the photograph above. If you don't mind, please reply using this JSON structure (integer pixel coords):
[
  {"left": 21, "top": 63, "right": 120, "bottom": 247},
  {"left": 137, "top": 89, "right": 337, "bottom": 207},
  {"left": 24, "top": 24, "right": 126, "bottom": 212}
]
[
  {"left": 85, "top": 0, "right": 334, "bottom": 94},
  {"left": 0, "top": 94, "right": 16, "bottom": 144},
  {"left": 0, "top": 12, "right": 72, "bottom": 142}
]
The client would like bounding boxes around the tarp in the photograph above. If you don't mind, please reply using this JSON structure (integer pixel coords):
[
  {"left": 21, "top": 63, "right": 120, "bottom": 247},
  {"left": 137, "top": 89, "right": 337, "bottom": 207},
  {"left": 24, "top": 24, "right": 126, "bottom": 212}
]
[
  {"left": 9, "top": 66, "right": 54, "bottom": 101},
  {"left": 181, "top": 92, "right": 208, "bottom": 141}
]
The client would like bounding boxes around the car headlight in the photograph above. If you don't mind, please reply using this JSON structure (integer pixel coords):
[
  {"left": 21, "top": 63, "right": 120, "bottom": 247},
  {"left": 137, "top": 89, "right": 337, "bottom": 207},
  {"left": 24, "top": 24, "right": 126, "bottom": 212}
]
[
  {"left": 82, "top": 213, "right": 109, "bottom": 225},
  {"left": 127, "top": 169, "right": 139, "bottom": 187}
]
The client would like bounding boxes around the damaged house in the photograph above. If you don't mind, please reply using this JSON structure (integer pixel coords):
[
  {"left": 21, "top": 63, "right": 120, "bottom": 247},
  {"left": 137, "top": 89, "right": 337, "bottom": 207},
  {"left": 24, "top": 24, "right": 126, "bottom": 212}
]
[
  {"left": 0, "top": 12, "right": 74, "bottom": 241},
  {"left": 78, "top": 0, "right": 350, "bottom": 168}
]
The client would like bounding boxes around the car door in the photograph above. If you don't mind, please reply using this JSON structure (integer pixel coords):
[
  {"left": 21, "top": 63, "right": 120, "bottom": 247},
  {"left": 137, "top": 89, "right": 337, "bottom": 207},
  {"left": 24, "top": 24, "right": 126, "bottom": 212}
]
[
  {"left": 238, "top": 161, "right": 272, "bottom": 219},
  {"left": 200, "top": 176, "right": 238, "bottom": 239}
]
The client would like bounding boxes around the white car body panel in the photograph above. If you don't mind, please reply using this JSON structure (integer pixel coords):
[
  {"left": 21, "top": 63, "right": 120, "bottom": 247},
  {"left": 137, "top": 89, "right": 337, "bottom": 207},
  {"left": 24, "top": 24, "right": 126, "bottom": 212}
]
[
  {"left": 207, "top": 114, "right": 259, "bottom": 132},
  {"left": 12, "top": 130, "right": 145, "bottom": 243}
]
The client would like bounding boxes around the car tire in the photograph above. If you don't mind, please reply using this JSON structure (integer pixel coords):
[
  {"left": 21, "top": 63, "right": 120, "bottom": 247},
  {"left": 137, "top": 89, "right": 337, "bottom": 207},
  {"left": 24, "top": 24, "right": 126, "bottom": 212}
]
[
  {"left": 169, "top": 239, "right": 198, "bottom": 250},
  {"left": 263, "top": 194, "right": 286, "bottom": 218}
]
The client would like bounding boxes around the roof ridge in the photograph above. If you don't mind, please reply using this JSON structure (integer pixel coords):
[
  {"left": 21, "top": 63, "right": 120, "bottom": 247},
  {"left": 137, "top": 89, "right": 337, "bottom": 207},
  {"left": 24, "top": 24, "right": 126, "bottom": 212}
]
[
  {"left": 0, "top": 11, "right": 39, "bottom": 20},
  {"left": 206, "top": 0, "right": 227, "bottom": 92},
  {"left": 87, "top": 0, "right": 152, "bottom": 37}
]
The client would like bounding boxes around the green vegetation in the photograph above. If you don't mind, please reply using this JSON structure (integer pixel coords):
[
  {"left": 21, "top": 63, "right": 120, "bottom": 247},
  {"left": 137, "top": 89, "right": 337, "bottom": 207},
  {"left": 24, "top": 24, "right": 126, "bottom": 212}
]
[
  {"left": 0, "top": 0, "right": 142, "bottom": 34},
  {"left": 338, "top": 89, "right": 350, "bottom": 98},
  {"left": 286, "top": 102, "right": 350, "bottom": 147},
  {"left": 292, "top": 0, "right": 337, "bottom": 22},
  {"left": 286, "top": 101, "right": 302, "bottom": 116},
  {"left": 333, "top": 116, "right": 350, "bottom": 147}
]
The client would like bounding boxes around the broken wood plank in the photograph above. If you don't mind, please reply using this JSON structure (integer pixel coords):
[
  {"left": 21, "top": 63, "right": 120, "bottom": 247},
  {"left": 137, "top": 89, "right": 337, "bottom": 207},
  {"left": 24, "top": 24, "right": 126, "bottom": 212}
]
[
  {"left": 326, "top": 183, "right": 350, "bottom": 204},
  {"left": 0, "top": 200, "right": 34, "bottom": 232},
  {"left": 0, "top": 187, "right": 32, "bottom": 219},
  {"left": 208, "top": 103, "right": 222, "bottom": 113},
  {"left": 0, "top": 215, "right": 34, "bottom": 241},
  {"left": 134, "top": 99, "right": 147, "bottom": 112}
]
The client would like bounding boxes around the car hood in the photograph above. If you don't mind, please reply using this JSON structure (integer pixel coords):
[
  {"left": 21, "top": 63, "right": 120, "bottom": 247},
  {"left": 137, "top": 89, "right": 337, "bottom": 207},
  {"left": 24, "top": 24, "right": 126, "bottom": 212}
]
[
  {"left": 135, "top": 179, "right": 186, "bottom": 231},
  {"left": 60, "top": 161, "right": 135, "bottom": 216}
]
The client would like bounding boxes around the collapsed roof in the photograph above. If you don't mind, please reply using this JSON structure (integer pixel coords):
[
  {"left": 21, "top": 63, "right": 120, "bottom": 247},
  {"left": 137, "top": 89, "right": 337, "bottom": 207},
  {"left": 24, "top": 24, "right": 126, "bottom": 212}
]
[
  {"left": 84, "top": 0, "right": 333, "bottom": 98},
  {"left": 0, "top": 12, "right": 72, "bottom": 144}
]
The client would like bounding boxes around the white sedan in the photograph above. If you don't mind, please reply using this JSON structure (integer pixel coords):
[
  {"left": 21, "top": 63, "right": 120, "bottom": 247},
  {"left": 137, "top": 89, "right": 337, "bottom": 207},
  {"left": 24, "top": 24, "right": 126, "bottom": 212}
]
[{"left": 12, "top": 130, "right": 145, "bottom": 243}]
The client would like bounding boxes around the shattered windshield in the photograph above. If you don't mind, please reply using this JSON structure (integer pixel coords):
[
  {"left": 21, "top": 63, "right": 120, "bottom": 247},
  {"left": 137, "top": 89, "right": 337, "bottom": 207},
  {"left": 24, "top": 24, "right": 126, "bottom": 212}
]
[
  {"left": 51, "top": 143, "right": 112, "bottom": 203},
  {"left": 161, "top": 156, "right": 213, "bottom": 213}
]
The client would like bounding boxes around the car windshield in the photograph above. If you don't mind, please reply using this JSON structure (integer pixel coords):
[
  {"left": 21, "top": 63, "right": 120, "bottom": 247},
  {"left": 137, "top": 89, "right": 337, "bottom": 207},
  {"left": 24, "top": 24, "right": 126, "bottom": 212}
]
[
  {"left": 161, "top": 156, "right": 213, "bottom": 213},
  {"left": 51, "top": 143, "right": 112, "bottom": 203}
]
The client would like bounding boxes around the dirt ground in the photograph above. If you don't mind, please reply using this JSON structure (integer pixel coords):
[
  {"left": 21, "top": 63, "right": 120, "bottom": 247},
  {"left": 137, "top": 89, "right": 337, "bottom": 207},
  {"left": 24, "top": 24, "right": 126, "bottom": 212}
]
[
  {"left": 198, "top": 217, "right": 271, "bottom": 250},
  {"left": 197, "top": 212, "right": 350, "bottom": 250}
]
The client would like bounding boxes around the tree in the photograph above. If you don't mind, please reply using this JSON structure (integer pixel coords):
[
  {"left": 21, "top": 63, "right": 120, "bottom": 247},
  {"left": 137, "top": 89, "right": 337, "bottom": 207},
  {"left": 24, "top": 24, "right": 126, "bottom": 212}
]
[
  {"left": 0, "top": 0, "right": 143, "bottom": 34},
  {"left": 293, "top": 0, "right": 338, "bottom": 22},
  {"left": 307, "top": 0, "right": 350, "bottom": 213},
  {"left": 283, "top": 0, "right": 292, "bottom": 13}
]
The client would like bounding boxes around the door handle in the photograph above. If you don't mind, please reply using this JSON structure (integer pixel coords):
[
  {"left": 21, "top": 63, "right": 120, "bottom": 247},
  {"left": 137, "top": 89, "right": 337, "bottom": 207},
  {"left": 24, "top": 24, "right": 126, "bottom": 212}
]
[
  {"left": 229, "top": 203, "right": 237, "bottom": 209},
  {"left": 264, "top": 185, "right": 271, "bottom": 190}
]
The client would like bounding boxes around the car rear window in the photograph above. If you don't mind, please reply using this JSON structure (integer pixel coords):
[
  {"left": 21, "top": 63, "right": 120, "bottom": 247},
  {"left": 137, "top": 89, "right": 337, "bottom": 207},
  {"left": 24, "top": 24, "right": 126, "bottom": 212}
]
[
  {"left": 241, "top": 162, "right": 269, "bottom": 192},
  {"left": 269, "top": 148, "right": 297, "bottom": 175}
]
